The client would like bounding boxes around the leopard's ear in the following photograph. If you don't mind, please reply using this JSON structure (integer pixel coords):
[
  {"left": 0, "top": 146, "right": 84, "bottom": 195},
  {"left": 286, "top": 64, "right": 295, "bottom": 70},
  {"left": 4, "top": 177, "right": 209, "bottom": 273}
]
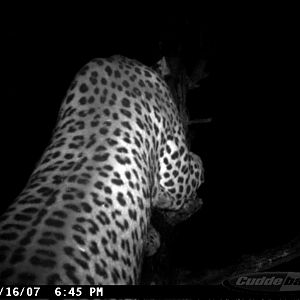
[{"left": 152, "top": 57, "right": 171, "bottom": 79}]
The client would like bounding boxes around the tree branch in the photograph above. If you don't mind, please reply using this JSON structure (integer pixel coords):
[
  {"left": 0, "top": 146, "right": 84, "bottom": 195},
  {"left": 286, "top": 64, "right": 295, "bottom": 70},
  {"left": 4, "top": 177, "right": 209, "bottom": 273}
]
[
  {"left": 188, "top": 118, "right": 212, "bottom": 125},
  {"left": 175, "top": 235, "right": 300, "bottom": 285}
]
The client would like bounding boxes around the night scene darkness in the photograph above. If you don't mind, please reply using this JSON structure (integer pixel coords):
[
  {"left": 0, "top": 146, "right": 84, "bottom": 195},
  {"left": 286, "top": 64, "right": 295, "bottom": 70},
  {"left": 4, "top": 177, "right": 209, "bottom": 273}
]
[{"left": 1, "top": 4, "right": 299, "bottom": 296}]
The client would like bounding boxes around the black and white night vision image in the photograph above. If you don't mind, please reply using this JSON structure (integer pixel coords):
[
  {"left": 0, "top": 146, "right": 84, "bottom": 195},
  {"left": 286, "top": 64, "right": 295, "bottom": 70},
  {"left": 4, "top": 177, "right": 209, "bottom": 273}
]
[{"left": 0, "top": 6, "right": 298, "bottom": 298}]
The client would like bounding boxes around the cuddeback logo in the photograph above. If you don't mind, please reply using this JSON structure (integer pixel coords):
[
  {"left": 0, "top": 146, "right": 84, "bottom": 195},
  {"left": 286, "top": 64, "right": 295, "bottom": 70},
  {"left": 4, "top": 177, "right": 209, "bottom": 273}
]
[{"left": 223, "top": 272, "right": 300, "bottom": 293}]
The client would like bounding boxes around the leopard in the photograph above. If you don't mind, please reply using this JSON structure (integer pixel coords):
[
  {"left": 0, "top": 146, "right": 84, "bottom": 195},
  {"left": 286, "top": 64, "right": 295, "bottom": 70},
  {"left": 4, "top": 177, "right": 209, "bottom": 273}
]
[{"left": 0, "top": 55, "right": 204, "bottom": 285}]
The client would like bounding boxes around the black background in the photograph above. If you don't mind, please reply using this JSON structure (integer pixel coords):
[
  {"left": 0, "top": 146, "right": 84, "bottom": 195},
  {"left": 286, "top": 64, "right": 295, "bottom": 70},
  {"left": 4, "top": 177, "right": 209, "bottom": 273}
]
[{"left": 1, "top": 5, "right": 298, "bottom": 271}]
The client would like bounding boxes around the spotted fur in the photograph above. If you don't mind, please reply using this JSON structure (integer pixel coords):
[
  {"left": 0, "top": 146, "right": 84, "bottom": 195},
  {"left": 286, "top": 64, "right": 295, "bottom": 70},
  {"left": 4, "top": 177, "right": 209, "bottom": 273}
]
[{"left": 0, "top": 55, "right": 203, "bottom": 284}]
